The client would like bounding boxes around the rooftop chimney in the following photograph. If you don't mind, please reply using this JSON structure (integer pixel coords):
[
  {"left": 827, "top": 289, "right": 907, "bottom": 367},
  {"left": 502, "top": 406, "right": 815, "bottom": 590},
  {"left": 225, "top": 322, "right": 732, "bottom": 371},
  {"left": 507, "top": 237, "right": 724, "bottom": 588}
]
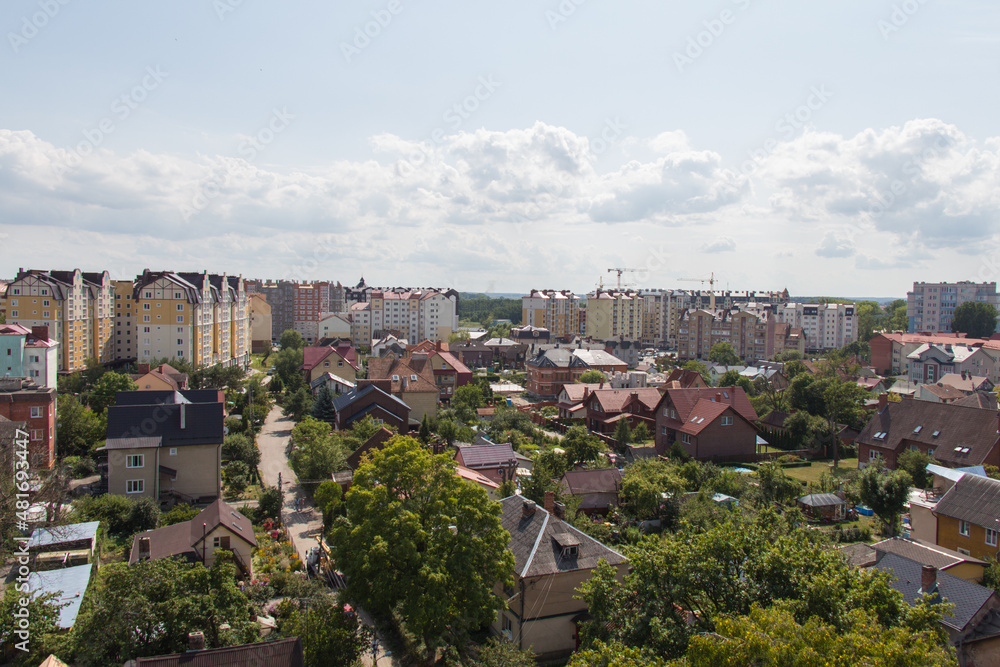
[
  {"left": 522, "top": 500, "right": 537, "bottom": 518},
  {"left": 188, "top": 631, "right": 205, "bottom": 651},
  {"left": 30, "top": 325, "right": 48, "bottom": 342},
  {"left": 138, "top": 537, "right": 150, "bottom": 560},
  {"left": 553, "top": 501, "right": 566, "bottom": 519},
  {"left": 920, "top": 565, "right": 937, "bottom": 594},
  {"left": 877, "top": 393, "right": 888, "bottom": 412},
  {"left": 544, "top": 491, "right": 555, "bottom": 513},
  {"left": 716, "top": 392, "right": 722, "bottom": 402},
  {"left": 137, "top": 363, "right": 151, "bottom": 374}
]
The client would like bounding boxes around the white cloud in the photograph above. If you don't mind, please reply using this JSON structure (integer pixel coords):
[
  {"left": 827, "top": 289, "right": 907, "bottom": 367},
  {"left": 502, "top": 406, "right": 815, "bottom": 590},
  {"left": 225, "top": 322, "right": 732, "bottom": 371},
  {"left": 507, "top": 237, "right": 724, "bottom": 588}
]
[{"left": 701, "top": 236, "right": 736, "bottom": 253}]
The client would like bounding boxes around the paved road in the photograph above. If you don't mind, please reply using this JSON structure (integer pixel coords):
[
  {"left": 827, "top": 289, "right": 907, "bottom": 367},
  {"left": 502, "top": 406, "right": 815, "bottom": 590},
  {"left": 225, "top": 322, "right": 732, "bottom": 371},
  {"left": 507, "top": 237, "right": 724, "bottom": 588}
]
[{"left": 256, "top": 406, "right": 323, "bottom": 565}]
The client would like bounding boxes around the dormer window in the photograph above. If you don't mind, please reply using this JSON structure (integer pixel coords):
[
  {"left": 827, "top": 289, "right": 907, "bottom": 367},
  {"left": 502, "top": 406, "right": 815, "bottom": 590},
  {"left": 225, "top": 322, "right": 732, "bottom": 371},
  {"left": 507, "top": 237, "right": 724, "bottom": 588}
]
[{"left": 553, "top": 532, "right": 580, "bottom": 560}]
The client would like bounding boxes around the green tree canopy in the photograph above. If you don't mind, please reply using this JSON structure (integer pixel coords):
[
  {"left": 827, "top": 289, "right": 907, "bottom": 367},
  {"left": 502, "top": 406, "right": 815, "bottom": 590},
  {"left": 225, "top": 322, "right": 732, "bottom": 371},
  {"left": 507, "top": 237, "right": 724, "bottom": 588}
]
[
  {"left": 331, "top": 436, "right": 515, "bottom": 661},
  {"left": 708, "top": 342, "right": 741, "bottom": 366},
  {"left": 310, "top": 383, "right": 337, "bottom": 422},
  {"left": 0, "top": 584, "right": 65, "bottom": 666},
  {"left": 85, "top": 371, "right": 138, "bottom": 414},
  {"left": 75, "top": 493, "right": 159, "bottom": 539},
  {"left": 682, "top": 360, "right": 711, "bottom": 384},
  {"left": 279, "top": 594, "right": 369, "bottom": 667},
  {"left": 897, "top": 449, "right": 933, "bottom": 489},
  {"left": 273, "top": 347, "right": 305, "bottom": 391},
  {"left": 613, "top": 419, "right": 632, "bottom": 452},
  {"left": 579, "top": 369, "right": 606, "bottom": 384},
  {"left": 951, "top": 301, "right": 999, "bottom": 339},
  {"left": 563, "top": 426, "right": 603, "bottom": 466},
  {"left": 782, "top": 410, "right": 827, "bottom": 448},
  {"left": 885, "top": 299, "right": 908, "bottom": 332},
  {"left": 452, "top": 384, "right": 485, "bottom": 423},
  {"left": 853, "top": 463, "right": 912, "bottom": 535},
  {"left": 283, "top": 386, "right": 314, "bottom": 422},
  {"left": 56, "top": 393, "right": 106, "bottom": 458},
  {"left": 222, "top": 433, "right": 260, "bottom": 468},
  {"left": 279, "top": 329, "right": 305, "bottom": 350},
  {"left": 289, "top": 417, "right": 348, "bottom": 481}
]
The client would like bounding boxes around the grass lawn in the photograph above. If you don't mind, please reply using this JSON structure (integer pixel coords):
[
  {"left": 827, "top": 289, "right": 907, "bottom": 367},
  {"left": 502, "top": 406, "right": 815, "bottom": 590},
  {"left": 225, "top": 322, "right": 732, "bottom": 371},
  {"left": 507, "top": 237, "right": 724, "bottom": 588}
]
[
  {"left": 785, "top": 458, "right": 859, "bottom": 486},
  {"left": 249, "top": 353, "right": 270, "bottom": 372}
]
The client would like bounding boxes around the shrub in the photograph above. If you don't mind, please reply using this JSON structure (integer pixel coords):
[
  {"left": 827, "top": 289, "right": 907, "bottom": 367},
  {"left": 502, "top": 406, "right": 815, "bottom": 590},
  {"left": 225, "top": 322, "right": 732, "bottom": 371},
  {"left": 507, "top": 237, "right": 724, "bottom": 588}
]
[{"left": 777, "top": 454, "right": 803, "bottom": 464}]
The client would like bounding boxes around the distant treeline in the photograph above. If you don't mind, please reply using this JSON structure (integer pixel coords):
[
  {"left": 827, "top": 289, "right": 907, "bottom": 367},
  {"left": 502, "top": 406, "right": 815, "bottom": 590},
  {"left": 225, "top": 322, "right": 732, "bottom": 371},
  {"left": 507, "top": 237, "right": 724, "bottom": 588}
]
[{"left": 458, "top": 293, "right": 523, "bottom": 325}]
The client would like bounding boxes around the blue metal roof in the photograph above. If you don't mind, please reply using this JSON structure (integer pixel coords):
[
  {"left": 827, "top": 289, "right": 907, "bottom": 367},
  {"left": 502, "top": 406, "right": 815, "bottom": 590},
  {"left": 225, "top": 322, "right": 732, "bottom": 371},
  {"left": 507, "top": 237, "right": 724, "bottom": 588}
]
[
  {"left": 28, "top": 563, "right": 93, "bottom": 629},
  {"left": 27, "top": 521, "right": 100, "bottom": 549}
]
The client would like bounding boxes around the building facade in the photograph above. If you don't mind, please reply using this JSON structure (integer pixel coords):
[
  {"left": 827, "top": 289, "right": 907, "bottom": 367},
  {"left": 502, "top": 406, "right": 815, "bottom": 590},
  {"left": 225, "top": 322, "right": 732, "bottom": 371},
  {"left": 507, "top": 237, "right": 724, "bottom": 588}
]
[
  {"left": 0, "top": 377, "right": 57, "bottom": 468},
  {"left": 773, "top": 302, "right": 857, "bottom": 352},
  {"left": 114, "top": 279, "right": 138, "bottom": 363},
  {"left": 907, "top": 281, "right": 1000, "bottom": 334},
  {"left": 676, "top": 307, "right": 776, "bottom": 362},
  {"left": 522, "top": 290, "right": 581, "bottom": 338},
  {"left": 0, "top": 324, "right": 59, "bottom": 388}
]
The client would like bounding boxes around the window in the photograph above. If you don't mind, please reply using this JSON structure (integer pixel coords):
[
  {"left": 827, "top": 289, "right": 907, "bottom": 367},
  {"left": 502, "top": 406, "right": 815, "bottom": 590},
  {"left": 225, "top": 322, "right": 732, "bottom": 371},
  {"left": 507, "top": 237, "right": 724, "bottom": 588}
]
[
  {"left": 126, "top": 479, "right": 144, "bottom": 494},
  {"left": 143, "top": 326, "right": 150, "bottom": 333},
  {"left": 174, "top": 292, "right": 181, "bottom": 299},
  {"left": 959, "top": 520, "right": 971, "bottom": 537},
  {"left": 144, "top": 291, "right": 152, "bottom": 298},
  {"left": 213, "top": 536, "right": 231, "bottom": 550},
  {"left": 177, "top": 304, "right": 184, "bottom": 311},
  {"left": 10, "top": 311, "right": 16, "bottom": 317},
  {"left": 176, "top": 315, "right": 183, "bottom": 323},
  {"left": 721, "top": 416, "right": 733, "bottom": 426},
  {"left": 143, "top": 303, "right": 151, "bottom": 310},
  {"left": 126, "top": 455, "right": 144, "bottom": 468},
  {"left": 169, "top": 448, "right": 177, "bottom": 456},
  {"left": 143, "top": 315, "right": 150, "bottom": 323},
  {"left": 958, "top": 547, "right": 971, "bottom": 555},
  {"left": 501, "top": 614, "right": 513, "bottom": 640},
  {"left": 868, "top": 450, "right": 882, "bottom": 462},
  {"left": 680, "top": 434, "right": 692, "bottom": 444},
  {"left": 29, "top": 407, "right": 42, "bottom": 418},
  {"left": 31, "top": 429, "right": 43, "bottom": 441},
  {"left": 988, "top": 529, "right": 998, "bottom": 547}
]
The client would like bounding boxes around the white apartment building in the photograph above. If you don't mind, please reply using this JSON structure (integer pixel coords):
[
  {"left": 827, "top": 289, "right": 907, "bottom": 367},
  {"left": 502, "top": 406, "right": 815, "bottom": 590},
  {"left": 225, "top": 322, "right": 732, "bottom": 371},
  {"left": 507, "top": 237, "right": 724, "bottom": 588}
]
[
  {"left": 774, "top": 303, "right": 857, "bottom": 352},
  {"left": 906, "top": 281, "right": 1000, "bottom": 334},
  {"left": 348, "top": 288, "right": 457, "bottom": 347}
]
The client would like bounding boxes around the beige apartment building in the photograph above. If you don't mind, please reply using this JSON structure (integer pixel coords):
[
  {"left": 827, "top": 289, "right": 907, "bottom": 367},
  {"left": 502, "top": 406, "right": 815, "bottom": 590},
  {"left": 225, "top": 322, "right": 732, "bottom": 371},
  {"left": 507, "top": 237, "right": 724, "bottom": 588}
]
[{"left": 522, "top": 290, "right": 581, "bottom": 338}]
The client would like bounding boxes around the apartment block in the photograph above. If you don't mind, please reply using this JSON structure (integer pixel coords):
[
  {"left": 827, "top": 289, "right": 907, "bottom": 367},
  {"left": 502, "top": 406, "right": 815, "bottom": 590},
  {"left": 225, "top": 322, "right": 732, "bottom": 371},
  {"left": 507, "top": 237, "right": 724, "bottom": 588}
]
[
  {"left": 522, "top": 290, "right": 581, "bottom": 338},
  {"left": 114, "top": 280, "right": 138, "bottom": 362},
  {"left": 133, "top": 271, "right": 249, "bottom": 369},
  {"left": 0, "top": 269, "right": 115, "bottom": 372},
  {"left": 0, "top": 377, "right": 57, "bottom": 468},
  {"left": 248, "top": 294, "right": 272, "bottom": 353},
  {"left": 773, "top": 302, "right": 857, "bottom": 352},
  {"left": 676, "top": 307, "right": 776, "bottom": 362},
  {"left": 586, "top": 290, "right": 643, "bottom": 341},
  {"left": 0, "top": 324, "right": 59, "bottom": 388},
  {"left": 348, "top": 288, "right": 458, "bottom": 348},
  {"left": 907, "top": 281, "right": 1000, "bottom": 334}
]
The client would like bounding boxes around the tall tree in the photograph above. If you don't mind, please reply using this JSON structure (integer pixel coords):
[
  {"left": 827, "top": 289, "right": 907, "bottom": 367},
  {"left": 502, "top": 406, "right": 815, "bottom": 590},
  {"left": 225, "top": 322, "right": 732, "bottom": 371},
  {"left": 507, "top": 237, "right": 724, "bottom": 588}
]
[
  {"left": 289, "top": 417, "right": 347, "bottom": 481},
  {"left": 56, "top": 393, "right": 106, "bottom": 457},
  {"left": 708, "top": 342, "right": 741, "bottom": 366},
  {"left": 563, "top": 426, "right": 603, "bottom": 466},
  {"left": 579, "top": 369, "right": 606, "bottom": 384},
  {"left": 897, "top": 449, "right": 933, "bottom": 489},
  {"left": 884, "top": 299, "right": 908, "bottom": 332},
  {"left": 332, "top": 437, "right": 515, "bottom": 663},
  {"left": 853, "top": 464, "right": 912, "bottom": 536},
  {"left": 613, "top": 418, "right": 632, "bottom": 453},
  {"left": 273, "top": 347, "right": 305, "bottom": 390},
  {"left": 310, "top": 384, "right": 337, "bottom": 422},
  {"left": 0, "top": 584, "right": 65, "bottom": 666},
  {"left": 682, "top": 360, "right": 711, "bottom": 384},
  {"left": 951, "top": 301, "right": 999, "bottom": 339},
  {"left": 279, "top": 329, "right": 305, "bottom": 350},
  {"left": 85, "top": 371, "right": 138, "bottom": 414},
  {"left": 283, "top": 386, "right": 314, "bottom": 422}
]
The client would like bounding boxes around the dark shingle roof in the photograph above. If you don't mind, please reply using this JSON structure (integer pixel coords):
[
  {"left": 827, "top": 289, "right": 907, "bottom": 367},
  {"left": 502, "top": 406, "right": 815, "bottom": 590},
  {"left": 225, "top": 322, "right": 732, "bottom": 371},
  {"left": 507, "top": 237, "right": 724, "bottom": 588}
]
[
  {"left": 857, "top": 400, "right": 1000, "bottom": 467},
  {"left": 952, "top": 391, "right": 1000, "bottom": 411},
  {"left": 797, "top": 493, "right": 846, "bottom": 507},
  {"left": 106, "top": 391, "right": 224, "bottom": 448},
  {"left": 331, "top": 384, "right": 409, "bottom": 414},
  {"left": 128, "top": 499, "right": 255, "bottom": 564},
  {"left": 560, "top": 468, "right": 622, "bottom": 495},
  {"left": 872, "top": 537, "right": 986, "bottom": 571},
  {"left": 872, "top": 552, "right": 996, "bottom": 632},
  {"left": 837, "top": 542, "right": 877, "bottom": 567},
  {"left": 934, "top": 474, "right": 1000, "bottom": 527},
  {"left": 135, "top": 638, "right": 304, "bottom": 666},
  {"left": 500, "top": 495, "right": 626, "bottom": 579},
  {"left": 457, "top": 443, "right": 516, "bottom": 469}
]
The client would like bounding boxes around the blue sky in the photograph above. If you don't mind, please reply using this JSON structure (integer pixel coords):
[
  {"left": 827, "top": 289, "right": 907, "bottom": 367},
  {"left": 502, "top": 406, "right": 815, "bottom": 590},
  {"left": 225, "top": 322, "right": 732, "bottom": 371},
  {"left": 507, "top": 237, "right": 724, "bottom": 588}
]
[{"left": 2, "top": 0, "right": 1000, "bottom": 297}]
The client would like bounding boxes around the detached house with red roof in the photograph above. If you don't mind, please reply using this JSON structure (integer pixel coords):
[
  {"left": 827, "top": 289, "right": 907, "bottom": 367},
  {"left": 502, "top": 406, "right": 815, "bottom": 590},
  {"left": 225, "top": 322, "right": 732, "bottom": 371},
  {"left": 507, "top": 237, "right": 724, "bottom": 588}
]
[
  {"left": 301, "top": 343, "right": 358, "bottom": 385},
  {"left": 654, "top": 386, "right": 759, "bottom": 461},
  {"left": 585, "top": 387, "right": 662, "bottom": 435}
]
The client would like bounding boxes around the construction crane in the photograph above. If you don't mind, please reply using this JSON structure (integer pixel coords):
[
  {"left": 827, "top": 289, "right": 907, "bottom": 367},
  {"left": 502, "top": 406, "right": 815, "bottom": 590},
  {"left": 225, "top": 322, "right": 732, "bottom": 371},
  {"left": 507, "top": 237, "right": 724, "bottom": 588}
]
[
  {"left": 607, "top": 268, "right": 641, "bottom": 290},
  {"left": 678, "top": 272, "right": 718, "bottom": 309}
]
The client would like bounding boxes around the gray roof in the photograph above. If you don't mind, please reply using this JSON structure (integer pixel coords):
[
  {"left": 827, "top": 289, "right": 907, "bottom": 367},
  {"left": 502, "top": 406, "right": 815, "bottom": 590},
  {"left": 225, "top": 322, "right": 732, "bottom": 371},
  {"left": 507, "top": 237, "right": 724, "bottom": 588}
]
[
  {"left": 934, "top": 474, "right": 1000, "bottom": 527},
  {"left": 837, "top": 542, "right": 877, "bottom": 567},
  {"left": 331, "top": 383, "right": 410, "bottom": 413},
  {"left": 500, "top": 495, "right": 626, "bottom": 579},
  {"left": 797, "top": 493, "right": 846, "bottom": 507},
  {"left": 458, "top": 443, "right": 516, "bottom": 468},
  {"left": 100, "top": 436, "right": 162, "bottom": 451},
  {"left": 572, "top": 349, "right": 627, "bottom": 367},
  {"left": 27, "top": 521, "right": 100, "bottom": 549},
  {"left": 872, "top": 537, "right": 986, "bottom": 570},
  {"left": 872, "top": 552, "right": 996, "bottom": 632},
  {"left": 28, "top": 563, "right": 93, "bottom": 629}
]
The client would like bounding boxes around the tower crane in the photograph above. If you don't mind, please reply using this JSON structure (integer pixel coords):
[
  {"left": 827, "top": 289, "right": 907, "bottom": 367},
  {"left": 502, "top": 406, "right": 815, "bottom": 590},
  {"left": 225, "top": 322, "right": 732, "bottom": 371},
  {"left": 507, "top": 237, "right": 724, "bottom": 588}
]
[
  {"left": 606, "top": 268, "right": 641, "bottom": 290},
  {"left": 678, "top": 272, "right": 718, "bottom": 309}
]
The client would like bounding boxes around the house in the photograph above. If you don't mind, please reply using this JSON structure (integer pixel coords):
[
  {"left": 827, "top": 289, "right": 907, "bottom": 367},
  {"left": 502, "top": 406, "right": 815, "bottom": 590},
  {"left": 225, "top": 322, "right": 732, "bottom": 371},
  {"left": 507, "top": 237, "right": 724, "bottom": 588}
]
[
  {"left": 132, "top": 363, "right": 189, "bottom": 391},
  {"left": 454, "top": 443, "right": 518, "bottom": 486},
  {"left": 856, "top": 394, "right": 1000, "bottom": 470},
  {"left": 317, "top": 312, "right": 353, "bottom": 342},
  {"left": 556, "top": 383, "right": 602, "bottom": 420},
  {"left": 345, "top": 427, "right": 395, "bottom": 471},
  {"left": 0, "top": 376, "right": 56, "bottom": 469},
  {"left": 871, "top": 553, "right": 1000, "bottom": 662},
  {"left": 421, "top": 344, "right": 474, "bottom": 401},
  {"left": 0, "top": 323, "right": 59, "bottom": 388},
  {"left": 933, "top": 474, "right": 1000, "bottom": 561},
  {"left": 939, "top": 372, "right": 995, "bottom": 394},
  {"left": 855, "top": 376, "right": 889, "bottom": 395},
  {"left": 953, "top": 391, "right": 1000, "bottom": 411},
  {"left": 366, "top": 356, "right": 440, "bottom": 423},
  {"left": 906, "top": 342, "right": 997, "bottom": 385},
  {"left": 525, "top": 347, "right": 627, "bottom": 399},
  {"left": 584, "top": 388, "right": 661, "bottom": 435},
  {"left": 653, "top": 387, "right": 759, "bottom": 461},
  {"left": 102, "top": 389, "right": 225, "bottom": 506},
  {"left": 559, "top": 468, "right": 623, "bottom": 515},
  {"left": 492, "top": 494, "right": 628, "bottom": 660},
  {"left": 371, "top": 334, "right": 409, "bottom": 359},
  {"left": 666, "top": 367, "right": 710, "bottom": 388},
  {"left": 130, "top": 637, "right": 304, "bottom": 666},
  {"left": 451, "top": 340, "right": 494, "bottom": 369},
  {"left": 27, "top": 521, "right": 100, "bottom": 571},
  {"left": 869, "top": 332, "right": 988, "bottom": 377},
  {"left": 309, "top": 372, "right": 356, "bottom": 398},
  {"left": 908, "top": 464, "right": 988, "bottom": 543},
  {"left": 796, "top": 493, "right": 846, "bottom": 521},
  {"left": 914, "top": 382, "right": 968, "bottom": 404},
  {"left": 871, "top": 537, "right": 987, "bottom": 583},
  {"left": 484, "top": 337, "right": 526, "bottom": 369},
  {"left": 331, "top": 384, "right": 412, "bottom": 431},
  {"left": 707, "top": 365, "right": 746, "bottom": 385},
  {"left": 456, "top": 464, "right": 501, "bottom": 500},
  {"left": 301, "top": 343, "right": 358, "bottom": 385},
  {"left": 27, "top": 563, "right": 93, "bottom": 630},
  {"left": 129, "top": 499, "right": 257, "bottom": 578}
]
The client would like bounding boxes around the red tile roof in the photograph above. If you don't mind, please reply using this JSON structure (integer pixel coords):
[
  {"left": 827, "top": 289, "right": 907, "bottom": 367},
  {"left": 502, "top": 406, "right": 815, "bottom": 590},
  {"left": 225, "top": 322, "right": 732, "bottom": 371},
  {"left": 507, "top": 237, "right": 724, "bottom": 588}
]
[{"left": 660, "top": 386, "right": 757, "bottom": 424}]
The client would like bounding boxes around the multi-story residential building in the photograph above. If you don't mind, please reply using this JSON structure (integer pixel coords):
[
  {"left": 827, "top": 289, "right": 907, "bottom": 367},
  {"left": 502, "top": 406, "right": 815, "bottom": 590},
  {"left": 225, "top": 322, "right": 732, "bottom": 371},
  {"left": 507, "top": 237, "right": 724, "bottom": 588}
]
[
  {"left": 1, "top": 269, "right": 115, "bottom": 372},
  {"left": 906, "top": 343, "right": 999, "bottom": 384},
  {"left": 0, "top": 377, "right": 57, "bottom": 468},
  {"left": 114, "top": 280, "right": 137, "bottom": 363},
  {"left": 907, "top": 281, "right": 1000, "bottom": 334},
  {"left": 248, "top": 294, "right": 272, "bottom": 353},
  {"left": 133, "top": 270, "right": 249, "bottom": 369},
  {"left": 102, "top": 389, "right": 225, "bottom": 506},
  {"left": 676, "top": 306, "right": 776, "bottom": 362},
  {"left": 370, "top": 289, "right": 458, "bottom": 343},
  {"left": 292, "top": 281, "right": 330, "bottom": 343},
  {"left": 522, "top": 290, "right": 581, "bottom": 338},
  {"left": 934, "top": 474, "right": 1000, "bottom": 561},
  {"left": 0, "top": 324, "right": 59, "bottom": 388},
  {"left": 869, "top": 332, "right": 986, "bottom": 377},
  {"left": 773, "top": 302, "right": 857, "bottom": 352},
  {"left": 586, "top": 290, "right": 643, "bottom": 341}
]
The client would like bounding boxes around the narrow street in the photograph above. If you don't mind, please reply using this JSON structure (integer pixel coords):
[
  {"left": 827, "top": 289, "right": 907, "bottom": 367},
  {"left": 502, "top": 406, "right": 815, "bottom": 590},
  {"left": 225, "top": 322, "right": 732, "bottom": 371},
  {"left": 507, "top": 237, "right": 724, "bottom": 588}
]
[{"left": 256, "top": 405, "right": 399, "bottom": 666}]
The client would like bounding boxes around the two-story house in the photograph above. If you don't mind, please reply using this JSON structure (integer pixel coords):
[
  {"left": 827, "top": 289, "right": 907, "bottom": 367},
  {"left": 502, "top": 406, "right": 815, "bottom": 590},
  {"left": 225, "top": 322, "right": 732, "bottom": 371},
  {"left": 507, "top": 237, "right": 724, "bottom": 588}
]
[
  {"left": 584, "top": 387, "right": 662, "bottom": 435},
  {"left": 653, "top": 386, "right": 759, "bottom": 461},
  {"left": 934, "top": 474, "right": 1000, "bottom": 561},
  {"left": 856, "top": 395, "right": 1000, "bottom": 470},
  {"left": 366, "top": 356, "right": 439, "bottom": 423},
  {"left": 101, "top": 389, "right": 225, "bottom": 507},
  {"left": 301, "top": 343, "right": 358, "bottom": 385},
  {"left": 0, "top": 377, "right": 57, "bottom": 468},
  {"left": 331, "top": 384, "right": 412, "bottom": 432}
]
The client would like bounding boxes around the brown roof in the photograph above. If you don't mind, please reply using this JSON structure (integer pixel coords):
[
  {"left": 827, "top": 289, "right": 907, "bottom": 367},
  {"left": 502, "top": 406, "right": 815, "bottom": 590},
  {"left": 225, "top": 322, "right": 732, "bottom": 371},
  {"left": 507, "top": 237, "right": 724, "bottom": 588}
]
[
  {"left": 837, "top": 542, "right": 877, "bottom": 568},
  {"left": 135, "top": 638, "right": 304, "bottom": 666},
  {"left": 759, "top": 410, "right": 791, "bottom": 429},
  {"left": 953, "top": 391, "right": 999, "bottom": 411},
  {"left": 920, "top": 383, "right": 968, "bottom": 401},
  {"left": 857, "top": 400, "right": 1000, "bottom": 467},
  {"left": 587, "top": 388, "right": 662, "bottom": 413},
  {"left": 664, "top": 368, "right": 707, "bottom": 388},
  {"left": 658, "top": 386, "right": 758, "bottom": 424},
  {"left": 366, "top": 357, "right": 438, "bottom": 394},
  {"left": 872, "top": 537, "right": 986, "bottom": 571},
  {"left": 128, "top": 499, "right": 255, "bottom": 564},
  {"left": 346, "top": 427, "right": 395, "bottom": 470},
  {"left": 560, "top": 468, "right": 622, "bottom": 495},
  {"left": 934, "top": 474, "right": 1000, "bottom": 528}
]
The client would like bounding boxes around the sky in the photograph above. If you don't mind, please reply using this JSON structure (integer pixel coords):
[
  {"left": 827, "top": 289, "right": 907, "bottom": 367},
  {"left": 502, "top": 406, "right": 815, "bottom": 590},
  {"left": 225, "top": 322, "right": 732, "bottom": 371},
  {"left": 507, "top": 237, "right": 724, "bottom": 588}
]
[{"left": 2, "top": 0, "right": 1000, "bottom": 298}]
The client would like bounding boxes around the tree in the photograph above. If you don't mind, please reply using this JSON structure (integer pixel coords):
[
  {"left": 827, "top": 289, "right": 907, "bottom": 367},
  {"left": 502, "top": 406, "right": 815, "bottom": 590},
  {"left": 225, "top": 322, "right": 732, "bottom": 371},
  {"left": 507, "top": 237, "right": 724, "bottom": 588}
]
[
  {"left": 613, "top": 419, "right": 632, "bottom": 453},
  {"left": 437, "top": 418, "right": 458, "bottom": 447},
  {"left": 223, "top": 460, "right": 251, "bottom": 496},
  {"left": 331, "top": 437, "right": 515, "bottom": 662},
  {"left": 257, "top": 486, "right": 282, "bottom": 520},
  {"left": 310, "top": 384, "right": 337, "bottom": 422},
  {"left": 563, "top": 426, "right": 602, "bottom": 466},
  {"left": 452, "top": 384, "right": 484, "bottom": 423},
  {"left": 855, "top": 300, "right": 884, "bottom": 342},
  {"left": 279, "top": 329, "right": 305, "bottom": 350},
  {"left": 521, "top": 449, "right": 569, "bottom": 504},
  {"left": 618, "top": 459, "right": 684, "bottom": 522},
  {"left": 822, "top": 379, "right": 868, "bottom": 465},
  {"left": 280, "top": 595, "right": 370, "bottom": 667},
  {"left": 897, "top": 449, "right": 933, "bottom": 489},
  {"left": 885, "top": 299, "right": 908, "bottom": 332},
  {"left": 418, "top": 414, "right": 431, "bottom": 444},
  {"left": 782, "top": 411, "right": 826, "bottom": 448},
  {"left": 568, "top": 641, "right": 669, "bottom": 667},
  {"left": 754, "top": 461, "right": 800, "bottom": 506},
  {"left": 289, "top": 417, "right": 347, "bottom": 482},
  {"left": 631, "top": 421, "right": 650, "bottom": 444},
  {"left": 854, "top": 464, "right": 912, "bottom": 535},
  {"left": 708, "top": 342, "right": 741, "bottom": 366},
  {"left": 787, "top": 373, "right": 826, "bottom": 416},
  {"left": 952, "top": 301, "right": 999, "bottom": 339},
  {"left": 72, "top": 555, "right": 259, "bottom": 664},
  {"left": 76, "top": 493, "right": 159, "bottom": 539},
  {"left": 468, "top": 637, "right": 541, "bottom": 666},
  {"left": 314, "top": 480, "right": 343, "bottom": 530},
  {"left": 283, "top": 386, "right": 314, "bottom": 422},
  {"left": 86, "top": 371, "right": 138, "bottom": 414},
  {"left": 56, "top": 393, "right": 106, "bottom": 457},
  {"left": 222, "top": 433, "right": 260, "bottom": 468},
  {"left": 273, "top": 347, "right": 305, "bottom": 390},
  {"left": 783, "top": 359, "right": 808, "bottom": 380},
  {"left": 160, "top": 502, "right": 199, "bottom": 526},
  {"left": 682, "top": 360, "right": 711, "bottom": 384},
  {"left": 0, "top": 584, "right": 65, "bottom": 665},
  {"left": 579, "top": 369, "right": 606, "bottom": 384}
]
